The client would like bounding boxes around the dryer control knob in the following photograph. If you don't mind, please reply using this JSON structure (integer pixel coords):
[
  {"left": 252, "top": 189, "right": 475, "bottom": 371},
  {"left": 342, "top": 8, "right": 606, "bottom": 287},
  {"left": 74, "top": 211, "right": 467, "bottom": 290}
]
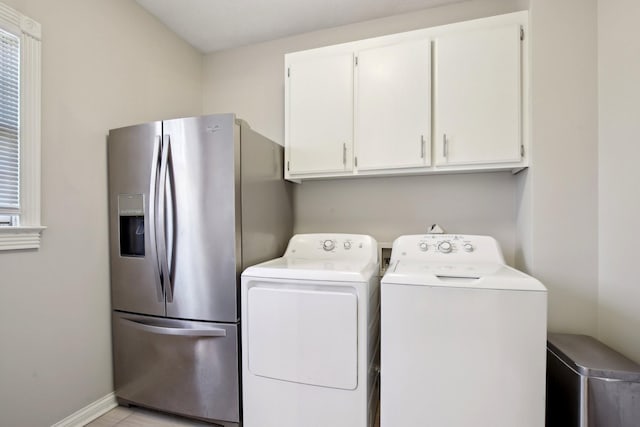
[
  {"left": 438, "top": 241, "right": 453, "bottom": 254},
  {"left": 344, "top": 241, "right": 352, "bottom": 250},
  {"left": 322, "top": 239, "right": 335, "bottom": 251},
  {"left": 463, "top": 243, "right": 474, "bottom": 252},
  {"left": 419, "top": 242, "right": 428, "bottom": 252}
]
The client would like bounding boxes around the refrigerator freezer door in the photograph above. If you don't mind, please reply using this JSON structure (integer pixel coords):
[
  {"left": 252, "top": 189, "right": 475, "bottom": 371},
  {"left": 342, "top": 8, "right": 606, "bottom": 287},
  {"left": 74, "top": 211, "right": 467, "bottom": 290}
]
[
  {"left": 108, "top": 122, "right": 165, "bottom": 317},
  {"left": 163, "top": 115, "right": 240, "bottom": 322},
  {"left": 113, "top": 312, "right": 240, "bottom": 424}
]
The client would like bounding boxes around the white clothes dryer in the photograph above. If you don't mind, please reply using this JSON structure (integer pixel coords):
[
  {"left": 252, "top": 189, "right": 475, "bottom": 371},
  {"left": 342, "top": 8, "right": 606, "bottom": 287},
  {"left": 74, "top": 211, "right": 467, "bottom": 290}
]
[
  {"left": 381, "top": 234, "right": 547, "bottom": 427},
  {"left": 241, "top": 234, "right": 380, "bottom": 427}
]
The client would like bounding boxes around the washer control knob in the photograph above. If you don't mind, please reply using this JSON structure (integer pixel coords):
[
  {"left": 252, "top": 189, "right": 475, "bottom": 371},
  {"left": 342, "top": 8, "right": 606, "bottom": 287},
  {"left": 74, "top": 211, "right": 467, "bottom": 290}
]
[
  {"left": 438, "top": 241, "right": 453, "bottom": 254},
  {"left": 463, "top": 243, "right": 474, "bottom": 252},
  {"left": 344, "top": 241, "right": 352, "bottom": 250},
  {"left": 419, "top": 242, "right": 428, "bottom": 252},
  {"left": 322, "top": 239, "right": 335, "bottom": 251}
]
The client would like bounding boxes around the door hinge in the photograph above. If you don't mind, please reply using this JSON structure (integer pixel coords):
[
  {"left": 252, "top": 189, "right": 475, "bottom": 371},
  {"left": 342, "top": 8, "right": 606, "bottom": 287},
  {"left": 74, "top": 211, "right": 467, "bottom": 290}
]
[
  {"left": 355, "top": 157, "right": 358, "bottom": 167},
  {"left": 287, "top": 161, "right": 290, "bottom": 171},
  {"left": 287, "top": 67, "right": 290, "bottom": 77},
  {"left": 520, "top": 27, "right": 524, "bottom": 41},
  {"left": 355, "top": 56, "right": 358, "bottom": 66},
  {"left": 521, "top": 145, "right": 525, "bottom": 157}
]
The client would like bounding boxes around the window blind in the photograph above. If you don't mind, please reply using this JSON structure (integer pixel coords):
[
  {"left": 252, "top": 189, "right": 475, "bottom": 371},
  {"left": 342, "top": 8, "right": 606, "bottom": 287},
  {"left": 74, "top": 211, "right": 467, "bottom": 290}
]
[{"left": 0, "top": 27, "right": 20, "bottom": 214}]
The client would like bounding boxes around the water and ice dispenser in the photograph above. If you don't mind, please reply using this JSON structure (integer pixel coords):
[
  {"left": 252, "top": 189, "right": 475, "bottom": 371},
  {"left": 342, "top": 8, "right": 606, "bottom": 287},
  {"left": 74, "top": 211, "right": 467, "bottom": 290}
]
[{"left": 118, "top": 194, "right": 145, "bottom": 257}]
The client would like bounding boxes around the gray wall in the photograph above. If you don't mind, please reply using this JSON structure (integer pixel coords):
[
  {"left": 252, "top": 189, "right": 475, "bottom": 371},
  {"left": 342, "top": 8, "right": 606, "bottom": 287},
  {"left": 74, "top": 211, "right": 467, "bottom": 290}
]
[
  {"left": 526, "top": 0, "right": 599, "bottom": 334},
  {"left": 598, "top": 0, "right": 640, "bottom": 361},
  {"left": 203, "top": 0, "right": 529, "bottom": 265},
  {"left": 0, "top": 0, "right": 203, "bottom": 425},
  {"left": 295, "top": 172, "right": 518, "bottom": 264}
]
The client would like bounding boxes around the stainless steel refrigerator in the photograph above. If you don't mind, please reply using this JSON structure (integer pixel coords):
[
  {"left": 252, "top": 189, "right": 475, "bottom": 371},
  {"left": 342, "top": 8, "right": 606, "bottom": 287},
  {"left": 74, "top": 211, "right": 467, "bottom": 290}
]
[{"left": 107, "top": 114, "right": 292, "bottom": 426}]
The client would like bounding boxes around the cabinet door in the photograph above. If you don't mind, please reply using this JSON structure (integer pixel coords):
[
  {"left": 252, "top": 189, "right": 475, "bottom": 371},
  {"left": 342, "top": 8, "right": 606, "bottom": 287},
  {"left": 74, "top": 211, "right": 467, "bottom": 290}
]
[
  {"left": 355, "top": 40, "right": 431, "bottom": 170},
  {"left": 287, "top": 52, "right": 354, "bottom": 175},
  {"left": 434, "top": 24, "right": 522, "bottom": 166}
]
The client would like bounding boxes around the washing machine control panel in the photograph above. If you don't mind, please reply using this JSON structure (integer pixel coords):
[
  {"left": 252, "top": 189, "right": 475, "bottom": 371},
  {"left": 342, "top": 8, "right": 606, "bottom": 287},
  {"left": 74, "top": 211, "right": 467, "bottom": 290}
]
[
  {"left": 284, "top": 233, "right": 379, "bottom": 263},
  {"left": 391, "top": 234, "right": 505, "bottom": 264}
]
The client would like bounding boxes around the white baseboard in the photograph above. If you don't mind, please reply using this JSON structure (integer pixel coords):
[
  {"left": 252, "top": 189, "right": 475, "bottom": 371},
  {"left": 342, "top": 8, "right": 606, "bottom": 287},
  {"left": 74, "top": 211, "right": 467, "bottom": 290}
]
[{"left": 51, "top": 392, "right": 118, "bottom": 427}]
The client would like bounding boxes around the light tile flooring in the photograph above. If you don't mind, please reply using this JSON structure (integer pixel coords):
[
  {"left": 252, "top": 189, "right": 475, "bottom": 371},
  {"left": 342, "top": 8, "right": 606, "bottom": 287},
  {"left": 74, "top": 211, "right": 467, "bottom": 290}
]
[
  {"left": 88, "top": 405, "right": 381, "bottom": 427},
  {"left": 86, "top": 406, "right": 211, "bottom": 426}
]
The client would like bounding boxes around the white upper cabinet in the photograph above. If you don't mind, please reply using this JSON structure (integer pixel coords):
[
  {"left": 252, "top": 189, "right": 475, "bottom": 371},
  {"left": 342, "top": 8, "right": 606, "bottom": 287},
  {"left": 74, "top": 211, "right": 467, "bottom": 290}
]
[
  {"left": 433, "top": 24, "right": 522, "bottom": 166},
  {"left": 284, "top": 11, "right": 528, "bottom": 181},
  {"left": 286, "top": 52, "right": 354, "bottom": 176},
  {"left": 355, "top": 40, "right": 431, "bottom": 171}
]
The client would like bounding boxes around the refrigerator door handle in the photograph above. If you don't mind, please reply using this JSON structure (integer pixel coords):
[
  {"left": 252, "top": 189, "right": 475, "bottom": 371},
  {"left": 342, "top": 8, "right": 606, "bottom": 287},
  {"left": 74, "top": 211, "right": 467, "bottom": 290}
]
[
  {"left": 149, "top": 135, "right": 164, "bottom": 301},
  {"left": 158, "top": 134, "right": 173, "bottom": 302},
  {"left": 120, "top": 318, "right": 227, "bottom": 337},
  {"left": 165, "top": 134, "right": 176, "bottom": 301}
]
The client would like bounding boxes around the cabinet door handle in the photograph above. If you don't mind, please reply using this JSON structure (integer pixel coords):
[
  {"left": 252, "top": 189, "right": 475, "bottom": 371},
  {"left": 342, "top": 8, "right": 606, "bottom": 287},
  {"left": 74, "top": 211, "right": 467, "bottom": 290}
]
[
  {"left": 443, "top": 134, "right": 448, "bottom": 158},
  {"left": 420, "top": 135, "right": 425, "bottom": 158},
  {"left": 343, "top": 143, "right": 347, "bottom": 165}
]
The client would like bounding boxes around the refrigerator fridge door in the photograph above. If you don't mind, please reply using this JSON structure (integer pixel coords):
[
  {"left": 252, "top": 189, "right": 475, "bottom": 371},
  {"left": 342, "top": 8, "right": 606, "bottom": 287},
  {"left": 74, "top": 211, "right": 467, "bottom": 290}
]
[
  {"left": 108, "top": 122, "right": 165, "bottom": 317},
  {"left": 113, "top": 312, "right": 240, "bottom": 424},
  {"left": 162, "top": 115, "right": 240, "bottom": 322}
]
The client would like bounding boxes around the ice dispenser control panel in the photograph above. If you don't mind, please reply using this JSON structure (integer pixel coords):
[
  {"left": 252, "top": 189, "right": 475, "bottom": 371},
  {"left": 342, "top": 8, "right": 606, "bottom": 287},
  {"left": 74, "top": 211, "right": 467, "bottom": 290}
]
[{"left": 118, "top": 194, "right": 145, "bottom": 257}]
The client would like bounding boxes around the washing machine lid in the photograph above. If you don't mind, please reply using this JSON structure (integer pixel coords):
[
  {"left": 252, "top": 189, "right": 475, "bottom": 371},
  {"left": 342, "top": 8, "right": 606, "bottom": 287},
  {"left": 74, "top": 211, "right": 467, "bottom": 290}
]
[
  {"left": 383, "top": 261, "right": 546, "bottom": 292},
  {"left": 242, "top": 257, "right": 378, "bottom": 282}
]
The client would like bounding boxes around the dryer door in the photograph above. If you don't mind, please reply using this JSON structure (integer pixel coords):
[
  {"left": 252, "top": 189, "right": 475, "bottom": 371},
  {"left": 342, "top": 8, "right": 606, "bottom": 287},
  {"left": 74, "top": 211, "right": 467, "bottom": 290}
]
[{"left": 247, "top": 284, "right": 358, "bottom": 390}]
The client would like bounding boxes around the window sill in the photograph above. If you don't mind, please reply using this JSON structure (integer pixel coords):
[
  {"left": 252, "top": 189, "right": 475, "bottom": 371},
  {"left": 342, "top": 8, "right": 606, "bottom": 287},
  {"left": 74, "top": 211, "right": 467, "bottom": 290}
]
[{"left": 0, "top": 226, "right": 46, "bottom": 250}]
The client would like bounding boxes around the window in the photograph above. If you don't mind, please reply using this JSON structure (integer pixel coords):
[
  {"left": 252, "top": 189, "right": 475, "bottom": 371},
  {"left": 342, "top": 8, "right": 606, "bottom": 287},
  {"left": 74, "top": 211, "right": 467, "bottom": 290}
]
[
  {"left": 0, "top": 2, "right": 43, "bottom": 250},
  {"left": 0, "top": 27, "right": 20, "bottom": 224}
]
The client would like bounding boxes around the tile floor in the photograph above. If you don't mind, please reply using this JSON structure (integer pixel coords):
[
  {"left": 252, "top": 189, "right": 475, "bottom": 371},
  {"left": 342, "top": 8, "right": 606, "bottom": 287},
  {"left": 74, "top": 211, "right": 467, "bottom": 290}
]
[
  {"left": 87, "top": 405, "right": 381, "bottom": 426},
  {"left": 86, "top": 406, "right": 211, "bottom": 427}
]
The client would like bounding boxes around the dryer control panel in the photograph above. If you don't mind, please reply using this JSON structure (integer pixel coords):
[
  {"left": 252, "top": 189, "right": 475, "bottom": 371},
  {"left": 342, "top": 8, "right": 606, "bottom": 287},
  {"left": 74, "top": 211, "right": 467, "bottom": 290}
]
[
  {"left": 283, "top": 233, "right": 378, "bottom": 263},
  {"left": 390, "top": 234, "right": 505, "bottom": 264}
]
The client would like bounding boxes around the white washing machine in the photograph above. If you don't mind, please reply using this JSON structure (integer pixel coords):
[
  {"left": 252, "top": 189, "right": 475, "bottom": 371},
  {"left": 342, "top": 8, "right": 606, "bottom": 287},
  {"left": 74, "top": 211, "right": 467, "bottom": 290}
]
[
  {"left": 241, "top": 233, "right": 380, "bottom": 427},
  {"left": 381, "top": 234, "right": 547, "bottom": 427}
]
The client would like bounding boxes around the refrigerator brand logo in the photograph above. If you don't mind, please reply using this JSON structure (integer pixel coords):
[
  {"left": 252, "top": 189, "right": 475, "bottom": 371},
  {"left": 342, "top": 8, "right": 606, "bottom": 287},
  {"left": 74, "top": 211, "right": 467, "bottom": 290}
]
[{"left": 206, "top": 124, "right": 222, "bottom": 133}]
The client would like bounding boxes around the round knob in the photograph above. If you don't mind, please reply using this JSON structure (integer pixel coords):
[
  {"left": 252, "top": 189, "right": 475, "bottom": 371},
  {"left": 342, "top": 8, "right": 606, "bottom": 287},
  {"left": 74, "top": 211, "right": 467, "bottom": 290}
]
[
  {"left": 322, "top": 239, "right": 335, "bottom": 251},
  {"left": 463, "top": 243, "right": 474, "bottom": 252},
  {"left": 438, "top": 241, "right": 453, "bottom": 254},
  {"left": 419, "top": 242, "right": 428, "bottom": 252},
  {"left": 344, "top": 241, "right": 352, "bottom": 250}
]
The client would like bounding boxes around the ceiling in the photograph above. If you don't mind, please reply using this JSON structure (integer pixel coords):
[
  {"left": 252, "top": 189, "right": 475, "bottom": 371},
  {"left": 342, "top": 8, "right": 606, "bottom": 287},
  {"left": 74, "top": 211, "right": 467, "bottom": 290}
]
[{"left": 135, "top": 0, "right": 464, "bottom": 53}]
